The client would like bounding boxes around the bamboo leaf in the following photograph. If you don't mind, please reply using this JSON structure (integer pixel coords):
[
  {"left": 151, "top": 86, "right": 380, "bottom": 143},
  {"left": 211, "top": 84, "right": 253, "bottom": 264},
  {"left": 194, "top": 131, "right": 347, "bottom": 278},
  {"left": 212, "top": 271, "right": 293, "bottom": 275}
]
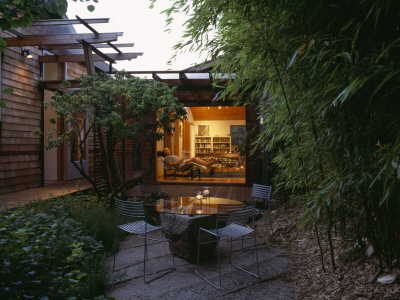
[
  {"left": 287, "top": 48, "right": 299, "bottom": 70},
  {"left": 332, "top": 78, "right": 361, "bottom": 106},
  {"left": 370, "top": 69, "right": 400, "bottom": 100}
]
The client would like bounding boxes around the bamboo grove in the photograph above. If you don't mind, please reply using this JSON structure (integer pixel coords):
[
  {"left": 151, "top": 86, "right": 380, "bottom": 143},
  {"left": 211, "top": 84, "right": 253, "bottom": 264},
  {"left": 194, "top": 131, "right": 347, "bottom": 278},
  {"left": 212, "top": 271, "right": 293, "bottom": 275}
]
[{"left": 163, "top": 0, "right": 400, "bottom": 269}]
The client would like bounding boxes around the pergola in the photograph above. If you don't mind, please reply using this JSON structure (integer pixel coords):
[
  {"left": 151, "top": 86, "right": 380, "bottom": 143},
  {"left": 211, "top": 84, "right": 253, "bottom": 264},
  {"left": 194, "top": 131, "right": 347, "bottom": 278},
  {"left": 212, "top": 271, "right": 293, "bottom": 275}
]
[
  {"left": 3, "top": 16, "right": 233, "bottom": 106},
  {"left": 3, "top": 16, "right": 142, "bottom": 75},
  {"left": 43, "top": 70, "right": 228, "bottom": 107}
]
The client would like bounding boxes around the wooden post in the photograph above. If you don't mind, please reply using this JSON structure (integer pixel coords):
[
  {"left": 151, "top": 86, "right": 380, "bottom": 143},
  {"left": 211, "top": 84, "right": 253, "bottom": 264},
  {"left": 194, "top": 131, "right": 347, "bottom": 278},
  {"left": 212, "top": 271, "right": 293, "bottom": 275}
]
[
  {"left": 82, "top": 42, "right": 95, "bottom": 75},
  {"left": 0, "top": 33, "right": 2, "bottom": 133}
]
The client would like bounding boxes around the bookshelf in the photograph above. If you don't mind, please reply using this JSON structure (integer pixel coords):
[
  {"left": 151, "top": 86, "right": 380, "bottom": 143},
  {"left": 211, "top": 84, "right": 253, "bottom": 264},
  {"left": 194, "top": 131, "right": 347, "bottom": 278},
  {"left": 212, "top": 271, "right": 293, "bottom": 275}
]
[
  {"left": 195, "top": 136, "right": 212, "bottom": 155},
  {"left": 212, "top": 137, "right": 231, "bottom": 153}
]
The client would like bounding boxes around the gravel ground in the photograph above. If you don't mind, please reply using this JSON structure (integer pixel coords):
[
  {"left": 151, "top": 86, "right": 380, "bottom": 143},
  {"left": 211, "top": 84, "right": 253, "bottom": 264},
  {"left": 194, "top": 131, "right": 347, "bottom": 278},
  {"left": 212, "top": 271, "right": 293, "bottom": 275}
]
[{"left": 256, "top": 201, "right": 400, "bottom": 300}]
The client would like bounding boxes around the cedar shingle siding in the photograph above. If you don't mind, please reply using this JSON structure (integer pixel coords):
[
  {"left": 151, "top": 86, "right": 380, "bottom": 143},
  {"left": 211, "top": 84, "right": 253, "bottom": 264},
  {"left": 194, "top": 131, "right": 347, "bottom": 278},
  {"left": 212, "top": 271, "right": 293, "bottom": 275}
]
[
  {"left": 0, "top": 29, "right": 90, "bottom": 195},
  {"left": 0, "top": 30, "right": 42, "bottom": 194}
]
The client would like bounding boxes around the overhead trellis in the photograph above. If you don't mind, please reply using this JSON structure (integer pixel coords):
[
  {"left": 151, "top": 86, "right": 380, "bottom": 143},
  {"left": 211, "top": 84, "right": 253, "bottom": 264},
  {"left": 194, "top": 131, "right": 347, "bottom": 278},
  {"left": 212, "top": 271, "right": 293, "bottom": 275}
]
[{"left": 3, "top": 16, "right": 142, "bottom": 74}]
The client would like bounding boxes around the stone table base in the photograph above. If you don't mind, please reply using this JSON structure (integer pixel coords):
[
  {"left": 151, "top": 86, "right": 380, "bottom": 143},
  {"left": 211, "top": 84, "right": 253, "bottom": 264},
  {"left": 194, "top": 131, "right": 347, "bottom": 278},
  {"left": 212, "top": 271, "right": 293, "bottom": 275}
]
[{"left": 160, "top": 213, "right": 218, "bottom": 263}]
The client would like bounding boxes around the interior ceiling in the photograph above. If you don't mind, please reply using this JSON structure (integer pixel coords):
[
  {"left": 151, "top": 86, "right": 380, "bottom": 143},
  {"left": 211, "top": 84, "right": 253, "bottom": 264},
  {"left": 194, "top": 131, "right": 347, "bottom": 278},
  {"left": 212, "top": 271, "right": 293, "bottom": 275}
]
[{"left": 189, "top": 106, "right": 246, "bottom": 121}]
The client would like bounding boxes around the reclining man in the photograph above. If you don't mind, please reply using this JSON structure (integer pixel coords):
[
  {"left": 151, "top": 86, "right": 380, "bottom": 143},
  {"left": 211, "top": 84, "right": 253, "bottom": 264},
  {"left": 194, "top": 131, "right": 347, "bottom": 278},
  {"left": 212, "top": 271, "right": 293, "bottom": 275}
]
[{"left": 163, "top": 147, "right": 215, "bottom": 176}]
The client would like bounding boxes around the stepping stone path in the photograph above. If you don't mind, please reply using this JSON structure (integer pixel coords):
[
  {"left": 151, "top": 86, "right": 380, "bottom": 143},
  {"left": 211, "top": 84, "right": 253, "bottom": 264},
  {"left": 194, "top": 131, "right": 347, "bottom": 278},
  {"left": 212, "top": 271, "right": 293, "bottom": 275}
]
[{"left": 107, "top": 232, "right": 293, "bottom": 299}]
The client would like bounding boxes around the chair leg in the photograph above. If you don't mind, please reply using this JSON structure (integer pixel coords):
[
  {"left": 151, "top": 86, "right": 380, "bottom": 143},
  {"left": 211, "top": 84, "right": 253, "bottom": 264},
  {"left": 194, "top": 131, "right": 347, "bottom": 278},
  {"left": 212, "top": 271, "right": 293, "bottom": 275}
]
[
  {"left": 229, "top": 238, "right": 233, "bottom": 265},
  {"left": 143, "top": 232, "right": 176, "bottom": 284},
  {"left": 195, "top": 229, "right": 221, "bottom": 290},
  {"left": 268, "top": 207, "right": 273, "bottom": 235},
  {"left": 143, "top": 232, "right": 148, "bottom": 283},
  {"left": 254, "top": 231, "right": 260, "bottom": 278},
  {"left": 217, "top": 235, "right": 222, "bottom": 289},
  {"left": 112, "top": 227, "right": 118, "bottom": 271},
  {"left": 195, "top": 228, "right": 201, "bottom": 274},
  {"left": 231, "top": 233, "right": 261, "bottom": 279}
]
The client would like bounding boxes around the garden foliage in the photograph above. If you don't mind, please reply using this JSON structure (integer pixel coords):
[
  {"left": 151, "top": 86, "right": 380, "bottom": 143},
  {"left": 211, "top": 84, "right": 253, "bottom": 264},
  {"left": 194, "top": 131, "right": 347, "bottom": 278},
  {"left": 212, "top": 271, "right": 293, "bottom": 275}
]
[
  {"left": 163, "top": 0, "right": 400, "bottom": 269},
  {"left": 0, "top": 192, "right": 161, "bottom": 298},
  {"left": 0, "top": 209, "right": 105, "bottom": 299},
  {"left": 47, "top": 72, "right": 186, "bottom": 195}
]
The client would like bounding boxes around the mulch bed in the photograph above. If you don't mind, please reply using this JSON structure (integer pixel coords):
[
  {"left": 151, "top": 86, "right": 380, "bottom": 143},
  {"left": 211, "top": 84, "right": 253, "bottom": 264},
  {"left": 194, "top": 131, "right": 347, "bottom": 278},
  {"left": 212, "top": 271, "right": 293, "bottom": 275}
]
[{"left": 256, "top": 201, "right": 400, "bottom": 299}]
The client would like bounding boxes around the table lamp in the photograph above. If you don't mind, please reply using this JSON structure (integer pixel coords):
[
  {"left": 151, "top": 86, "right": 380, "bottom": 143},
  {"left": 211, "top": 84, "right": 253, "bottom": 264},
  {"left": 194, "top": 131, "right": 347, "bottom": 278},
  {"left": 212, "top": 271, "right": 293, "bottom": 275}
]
[
  {"left": 201, "top": 187, "right": 210, "bottom": 200},
  {"left": 195, "top": 191, "right": 203, "bottom": 201}
]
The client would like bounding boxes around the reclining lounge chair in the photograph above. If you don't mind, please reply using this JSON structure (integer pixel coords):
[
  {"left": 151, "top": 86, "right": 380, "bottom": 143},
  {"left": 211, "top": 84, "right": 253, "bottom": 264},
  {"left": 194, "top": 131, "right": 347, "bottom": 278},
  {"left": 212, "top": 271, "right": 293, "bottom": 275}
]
[{"left": 158, "top": 155, "right": 207, "bottom": 181}]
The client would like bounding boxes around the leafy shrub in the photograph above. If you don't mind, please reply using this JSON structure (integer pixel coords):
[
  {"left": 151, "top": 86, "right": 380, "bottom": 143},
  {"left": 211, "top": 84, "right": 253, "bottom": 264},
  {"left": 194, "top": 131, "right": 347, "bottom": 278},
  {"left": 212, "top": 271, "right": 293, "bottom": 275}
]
[
  {"left": 24, "top": 193, "right": 117, "bottom": 253},
  {"left": 0, "top": 210, "right": 106, "bottom": 299},
  {"left": 0, "top": 192, "right": 162, "bottom": 298}
]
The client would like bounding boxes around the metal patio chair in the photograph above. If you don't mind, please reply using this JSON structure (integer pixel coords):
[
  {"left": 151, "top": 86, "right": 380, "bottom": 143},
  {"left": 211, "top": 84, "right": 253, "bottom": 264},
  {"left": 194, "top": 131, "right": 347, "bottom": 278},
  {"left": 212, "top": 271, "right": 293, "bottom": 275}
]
[
  {"left": 139, "top": 181, "right": 163, "bottom": 199},
  {"left": 112, "top": 197, "right": 176, "bottom": 283},
  {"left": 251, "top": 184, "right": 272, "bottom": 210},
  {"left": 195, "top": 203, "right": 260, "bottom": 289},
  {"left": 251, "top": 184, "right": 273, "bottom": 234}
]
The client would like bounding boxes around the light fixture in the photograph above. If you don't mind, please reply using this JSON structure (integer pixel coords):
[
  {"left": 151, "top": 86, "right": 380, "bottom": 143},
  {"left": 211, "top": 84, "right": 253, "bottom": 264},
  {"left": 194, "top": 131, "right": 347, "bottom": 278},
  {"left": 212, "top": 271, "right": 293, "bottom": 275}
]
[
  {"left": 218, "top": 106, "right": 222, "bottom": 109},
  {"left": 21, "top": 48, "right": 33, "bottom": 59},
  {"left": 201, "top": 187, "right": 210, "bottom": 201},
  {"left": 195, "top": 191, "right": 203, "bottom": 201}
]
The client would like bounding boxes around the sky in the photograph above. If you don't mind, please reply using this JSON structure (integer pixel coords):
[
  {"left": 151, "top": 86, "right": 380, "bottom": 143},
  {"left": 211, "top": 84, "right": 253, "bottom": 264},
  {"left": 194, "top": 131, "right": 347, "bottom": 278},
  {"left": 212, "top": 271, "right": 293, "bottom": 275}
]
[{"left": 66, "top": 0, "right": 208, "bottom": 72}]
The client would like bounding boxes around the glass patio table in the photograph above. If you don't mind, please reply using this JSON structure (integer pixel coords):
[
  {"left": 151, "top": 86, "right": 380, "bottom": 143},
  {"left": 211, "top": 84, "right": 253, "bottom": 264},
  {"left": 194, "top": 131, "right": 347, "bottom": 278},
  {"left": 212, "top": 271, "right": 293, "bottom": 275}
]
[
  {"left": 155, "top": 197, "right": 244, "bottom": 262},
  {"left": 156, "top": 197, "right": 244, "bottom": 216}
]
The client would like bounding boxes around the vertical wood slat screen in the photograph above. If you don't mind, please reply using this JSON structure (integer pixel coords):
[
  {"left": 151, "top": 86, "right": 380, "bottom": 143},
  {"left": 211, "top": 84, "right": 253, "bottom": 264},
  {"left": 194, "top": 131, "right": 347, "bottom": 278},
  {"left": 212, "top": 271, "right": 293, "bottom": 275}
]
[{"left": 93, "top": 106, "right": 137, "bottom": 191}]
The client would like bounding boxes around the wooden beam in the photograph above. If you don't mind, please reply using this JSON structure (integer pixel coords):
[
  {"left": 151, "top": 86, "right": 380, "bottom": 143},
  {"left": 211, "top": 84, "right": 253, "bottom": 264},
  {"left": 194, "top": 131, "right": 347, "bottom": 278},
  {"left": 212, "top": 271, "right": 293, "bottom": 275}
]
[
  {"left": 6, "top": 28, "right": 24, "bottom": 37},
  {"left": 82, "top": 43, "right": 95, "bottom": 75},
  {"left": 174, "top": 100, "right": 220, "bottom": 106},
  {"left": 125, "top": 71, "right": 209, "bottom": 74},
  {"left": 39, "top": 52, "right": 141, "bottom": 63},
  {"left": 31, "top": 18, "right": 110, "bottom": 26},
  {"left": 75, "top": 16, "right": 122, "bottom": 55},
  {"left": 44, "top": 43, "right": 135, "bottom": 50},
  {"left": 86, "top": 43, "right": 116, "bottom": 64},
  {"left": 40, "top": 80, "right": 81, "bottom": 90},
  {"left": 179, "top": 72, "right": 189, "bottom": 85},
  {"left": 175, "top": 85, "right": 223, "bottom": 91},
  {"left": 152, "top": 73, "right": 162, "bottom": 81},
  {"left": 50, "top": 49, "right": 142, "bottom": 56},
  {"left": 4, "top": 32, "right": 122, "bottom": 47},
  {"left": 192, "top": 92, "right": 201, "bottom": 102}
]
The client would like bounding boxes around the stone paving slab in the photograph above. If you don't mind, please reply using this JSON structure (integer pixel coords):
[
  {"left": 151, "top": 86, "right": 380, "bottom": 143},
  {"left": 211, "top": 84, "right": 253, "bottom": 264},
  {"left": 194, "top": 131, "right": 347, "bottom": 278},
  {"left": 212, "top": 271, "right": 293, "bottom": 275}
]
[{"left": 107, "top": 235, "right": 293, "bottom": 299}]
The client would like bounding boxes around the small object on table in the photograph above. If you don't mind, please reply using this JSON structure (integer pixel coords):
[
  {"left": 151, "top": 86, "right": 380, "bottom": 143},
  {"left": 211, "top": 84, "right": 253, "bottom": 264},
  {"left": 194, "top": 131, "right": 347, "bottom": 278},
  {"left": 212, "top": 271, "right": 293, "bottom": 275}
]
[
  {"left": 201, "top": 187, "right": 210, "bottom": 198},
  {"left": 157, "top": 197, "right": 244, "bottom": 262}
]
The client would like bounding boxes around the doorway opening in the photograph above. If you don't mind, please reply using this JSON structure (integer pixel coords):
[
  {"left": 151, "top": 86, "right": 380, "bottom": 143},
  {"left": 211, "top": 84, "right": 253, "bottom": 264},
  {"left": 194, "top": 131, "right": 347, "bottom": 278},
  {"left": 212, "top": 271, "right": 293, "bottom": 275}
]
[
  {"left": 43, "top": 90, "right": 89, "bottom": 184},
  {"left": 156, "top": 106, "right": 247, "bottom": 183}
]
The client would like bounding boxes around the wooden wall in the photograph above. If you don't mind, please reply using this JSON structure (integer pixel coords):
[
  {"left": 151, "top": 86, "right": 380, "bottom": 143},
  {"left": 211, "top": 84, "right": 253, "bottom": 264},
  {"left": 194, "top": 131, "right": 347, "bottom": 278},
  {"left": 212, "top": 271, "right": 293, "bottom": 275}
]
[
  {"left": 67, "top": 62, "right": 87, "bottom": 80},
  {"left": 0, "top": 31, "right": 43, "bottom": 194},
  {"left": 0, "top": 25, "right": 92, "bottom": 195}
]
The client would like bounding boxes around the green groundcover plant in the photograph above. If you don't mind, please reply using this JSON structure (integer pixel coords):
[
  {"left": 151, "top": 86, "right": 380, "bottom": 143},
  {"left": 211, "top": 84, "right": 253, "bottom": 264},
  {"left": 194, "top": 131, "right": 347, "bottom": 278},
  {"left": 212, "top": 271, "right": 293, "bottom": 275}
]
[
  {"left": 0, "top": 192, "right": 155, "bottom": 299},
  {"left": 0, "top": 193, "right": 116, "bottom": 299},
  {"left": 0, "top": 210, "right": 105, "bottom": 299}
]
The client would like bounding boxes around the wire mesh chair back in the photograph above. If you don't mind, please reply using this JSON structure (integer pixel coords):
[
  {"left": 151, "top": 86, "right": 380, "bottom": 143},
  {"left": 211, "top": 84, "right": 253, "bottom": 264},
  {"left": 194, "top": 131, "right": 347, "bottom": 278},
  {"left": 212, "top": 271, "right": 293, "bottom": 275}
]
[
  {"left": 115, "top": 197, "right": 146, "bottom": 220},
  {"left": 113, "top": 196, "right": 176, "bottom": 282},
  {"left": 251, "top": 184, "right": 272, "bottom": 209},
  {"left": 196, "top": 203, "right": 260, "bottom": 289},
  {"left": 139, "top": 181, "right": 162, "bottom": 198},
  {"left": 217, "top": 203, "right": 254, "bottom": 225}
]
